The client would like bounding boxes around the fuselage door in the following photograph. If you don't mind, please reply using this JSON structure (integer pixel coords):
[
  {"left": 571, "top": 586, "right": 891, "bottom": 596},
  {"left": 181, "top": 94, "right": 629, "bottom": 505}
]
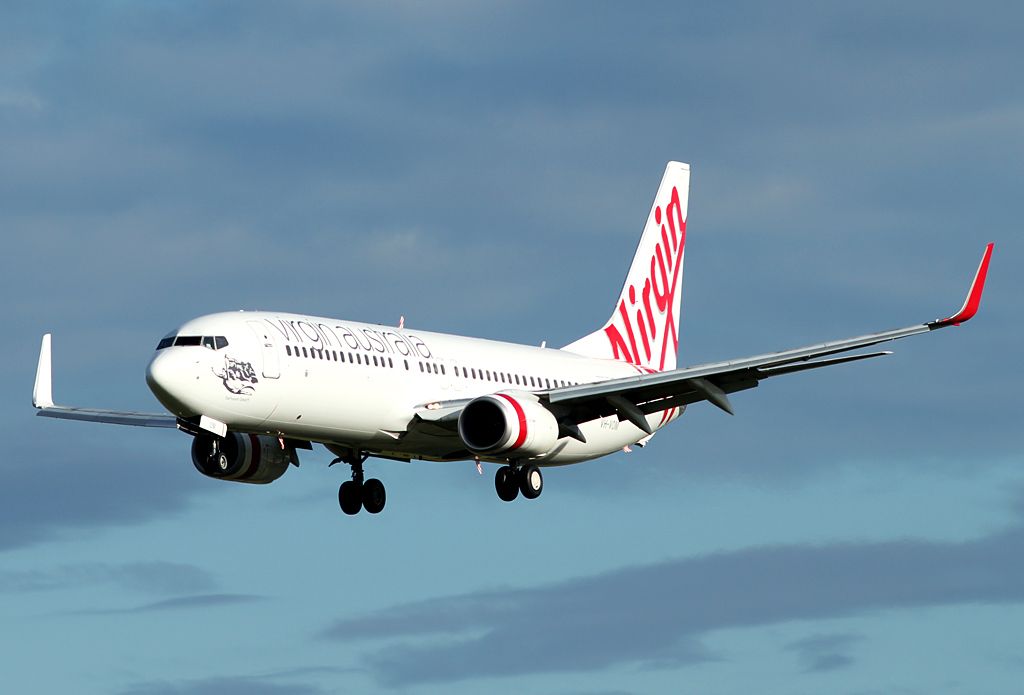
[{"left": 247, "top": 321, "right": 280, "bottom": 379}]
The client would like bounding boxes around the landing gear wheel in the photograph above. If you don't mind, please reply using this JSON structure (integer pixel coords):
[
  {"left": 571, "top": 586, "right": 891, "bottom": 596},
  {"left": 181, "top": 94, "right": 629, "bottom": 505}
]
[
  {"left": 338, "top": 480, "right": 362, "bottom": 515},
  {"left": 362, "top": 478, "right": 386, "bottom": 514},
  {"left": 205, "top": 437, "right": 230, "bottom": 475},
  {"left": 495, "top": 466, "right": 519, "bottom": 502},
  {"left": 211, "top": 452, "right": 229, "bottom": 473},
  {"left": 519, "top": 465, "right": 543, "bottom": 499}
]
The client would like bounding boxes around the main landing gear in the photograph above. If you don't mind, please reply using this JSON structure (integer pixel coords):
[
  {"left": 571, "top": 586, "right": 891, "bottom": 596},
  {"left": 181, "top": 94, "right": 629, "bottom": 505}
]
[
  {"left": 494, "top": 464, "right": 543, "bottom": 502},
  {"left": 333, "top": 451, "right": 386, "bottom": 515}
]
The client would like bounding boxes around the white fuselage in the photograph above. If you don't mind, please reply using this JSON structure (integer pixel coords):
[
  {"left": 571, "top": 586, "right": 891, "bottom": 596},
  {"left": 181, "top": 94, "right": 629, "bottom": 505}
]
[{"left": 145, "top": 311, "right": 681, "bottom": 465}]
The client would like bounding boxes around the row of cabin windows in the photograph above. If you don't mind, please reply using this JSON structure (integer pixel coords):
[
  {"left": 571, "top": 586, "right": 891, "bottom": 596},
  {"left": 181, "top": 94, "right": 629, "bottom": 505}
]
[
  {"left": 156, "top": 335, "right": 229, "bottom": 350},
  {"left": 285, "top": 344, "right": 395, "bottom": 369},
  {"left": 450, "top": 364, "right": 575, "bottom": 389},
  {"left": 283, "top": 343, "right": 578, "bottom": 390}
]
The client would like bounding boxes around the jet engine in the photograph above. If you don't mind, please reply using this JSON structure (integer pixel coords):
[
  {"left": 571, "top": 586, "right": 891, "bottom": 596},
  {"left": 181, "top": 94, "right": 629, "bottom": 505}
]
[
  {"left": 191, "top": 432, "right": 291, "bottom": 484},
  {"left": 457, "top": 392, "right": 559, "bottom": 458}
]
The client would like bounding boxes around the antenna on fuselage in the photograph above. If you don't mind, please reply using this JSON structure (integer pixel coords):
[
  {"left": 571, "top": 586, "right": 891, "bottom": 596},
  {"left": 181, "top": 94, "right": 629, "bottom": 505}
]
[{"left": 399, "top": 316, "right": 405, "bottom": 329}]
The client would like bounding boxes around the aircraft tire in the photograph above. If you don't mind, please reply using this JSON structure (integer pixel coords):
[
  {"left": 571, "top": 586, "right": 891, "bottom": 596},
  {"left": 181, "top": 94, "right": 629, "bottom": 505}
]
[
  {"left": 519, "top": 465, "right": 543, "bottom": 500},
  {"left": 212, "top": 452, "right": 229, "bottom": 473},
  {"left": 495, "top": 466, "right": 519, "bottom": 502},
  {"left": 338, "top": 480, "right": 362, "bottom": 515},
  {"left": 362, "top": 478, "right": 386, "bottom": 514}
]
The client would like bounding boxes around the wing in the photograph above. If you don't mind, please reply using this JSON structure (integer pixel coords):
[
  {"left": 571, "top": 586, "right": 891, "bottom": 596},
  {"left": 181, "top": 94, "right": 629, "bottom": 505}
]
[
  {"left": 32, "top": 334, "right": 177, "bottom": 428},
  {"left": 544, "top": 243, "right": 994, "bottom": 433},
  {"left": 413, "top": 244, "right": 993, "bottom": 437}
]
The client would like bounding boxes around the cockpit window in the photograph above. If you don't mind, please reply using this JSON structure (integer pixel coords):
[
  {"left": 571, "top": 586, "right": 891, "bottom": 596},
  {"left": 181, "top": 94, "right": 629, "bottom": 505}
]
[{"left": 159, "top": 334, "right": 230, "bottom": 350}]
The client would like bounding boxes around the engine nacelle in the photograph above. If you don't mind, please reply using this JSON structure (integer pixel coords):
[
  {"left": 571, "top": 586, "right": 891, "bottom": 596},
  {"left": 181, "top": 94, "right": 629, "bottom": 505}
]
[
  {"left": 458, "top": 391, "right": 560, "bottom": 458},
  {"left": 191, "top": 432, "right": 291, "bottom": 484}
]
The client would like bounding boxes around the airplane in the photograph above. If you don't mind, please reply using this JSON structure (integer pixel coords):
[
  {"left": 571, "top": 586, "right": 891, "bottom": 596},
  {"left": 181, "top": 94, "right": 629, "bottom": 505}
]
[{"left": 32, "top": 162, "right": 994, "bottom": 515}]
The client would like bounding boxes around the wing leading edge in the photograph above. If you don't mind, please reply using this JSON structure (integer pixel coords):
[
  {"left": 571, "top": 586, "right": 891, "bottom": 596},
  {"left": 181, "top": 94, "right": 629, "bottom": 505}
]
[{"left": 544, "top": 243, "right": 994, "bottom": 432}]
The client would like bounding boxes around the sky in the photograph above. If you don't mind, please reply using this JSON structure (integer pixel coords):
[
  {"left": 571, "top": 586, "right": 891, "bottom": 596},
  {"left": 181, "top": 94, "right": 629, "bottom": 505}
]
[{"left": 1, "top": 1, "right": 1021, "bottom": 693}]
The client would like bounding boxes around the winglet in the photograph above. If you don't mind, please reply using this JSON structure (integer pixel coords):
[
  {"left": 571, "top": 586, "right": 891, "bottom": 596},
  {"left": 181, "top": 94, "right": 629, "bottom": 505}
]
[
  {"left": 33, "top": 333, "right": 54, "bottom": 409},
  {"left": 930, "top": 243, "right": 994, "bottom": 329}
]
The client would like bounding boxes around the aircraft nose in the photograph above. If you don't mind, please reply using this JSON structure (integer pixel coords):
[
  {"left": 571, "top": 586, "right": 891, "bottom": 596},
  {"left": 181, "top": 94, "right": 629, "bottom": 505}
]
[{"left": 146, "top": 350, "right": 194, "bottom": 415}]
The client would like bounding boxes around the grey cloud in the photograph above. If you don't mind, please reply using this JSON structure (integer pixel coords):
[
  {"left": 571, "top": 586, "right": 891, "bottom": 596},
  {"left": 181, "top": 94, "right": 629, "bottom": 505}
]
[
  {"left": 118, "top": 675, "right": 322, "bottom": 695},
  {"left": 322, "top": 525, "right": 1024, "bottom": 686},
  {"left": 0, "top": 436, "right": 209, "bottom": 552},
  {"left": 785, "top": 633, "right": 862, "bottom": 673},
  {"left": 85, "top": 593, "right": 263, "bottom": 615},
  {"left": 804, "top": 653, "right": 853, "bottom": 672},
  {"left": 0, "top": 561, "right": 215, "bottom": 595},
  {"left": 0, "top": 0, "right": 1018, "bottom": 511}
]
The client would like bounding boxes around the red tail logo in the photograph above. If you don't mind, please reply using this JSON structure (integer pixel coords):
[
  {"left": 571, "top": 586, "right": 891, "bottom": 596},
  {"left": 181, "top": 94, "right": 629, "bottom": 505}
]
[{"left": 602, "top": 185, "right": 686, "bottom": 371}]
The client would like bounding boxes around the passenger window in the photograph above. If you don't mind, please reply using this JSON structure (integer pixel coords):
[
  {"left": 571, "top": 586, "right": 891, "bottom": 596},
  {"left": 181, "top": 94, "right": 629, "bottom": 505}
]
[
  {"left": 302, "top": 347, "right": 308, "bottom": 358},
  {"left": 404, "top": 360, "right": 409, "bottom": 370},
  {"left": 514, "top": 375, "right": 520, "bottom": 385},
  {"left": 286, "top": 345, "right": 292, "bottom": 356},
  {"left": 439, "top": 364, "right": 444, "bottom": 375},
  {"left": 373, "top": 356, "right": 379, "bottom": 367}
]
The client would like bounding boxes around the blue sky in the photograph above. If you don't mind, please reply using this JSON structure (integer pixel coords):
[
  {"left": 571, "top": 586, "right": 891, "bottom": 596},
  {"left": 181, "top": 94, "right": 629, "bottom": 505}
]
[{"left": 1, "top": 2, "right": 1021, "bottom": 693}]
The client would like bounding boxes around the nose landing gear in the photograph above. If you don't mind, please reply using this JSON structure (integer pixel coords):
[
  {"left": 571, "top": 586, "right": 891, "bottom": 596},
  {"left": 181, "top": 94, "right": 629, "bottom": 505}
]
[{"left": 333, "top": 451, "right": 386, "bottom": 515}]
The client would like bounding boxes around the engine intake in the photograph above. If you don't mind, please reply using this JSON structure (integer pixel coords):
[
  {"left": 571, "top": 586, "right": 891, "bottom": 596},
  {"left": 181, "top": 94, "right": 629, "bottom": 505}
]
[
  {"left": 191, "top": 432, "right": 291, "bottom": 484},
  {"left": 458, "top": 392, "right": 559, "bottom": 458}
]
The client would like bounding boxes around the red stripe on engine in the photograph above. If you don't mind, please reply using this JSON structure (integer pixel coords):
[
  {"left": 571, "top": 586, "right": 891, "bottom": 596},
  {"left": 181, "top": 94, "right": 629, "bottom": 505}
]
[
  {"left": 497, "top": 394, "right": 528, "bottom": 450},
  {"left": 242, "top": 434, "right": 261, "bottom": 479}
]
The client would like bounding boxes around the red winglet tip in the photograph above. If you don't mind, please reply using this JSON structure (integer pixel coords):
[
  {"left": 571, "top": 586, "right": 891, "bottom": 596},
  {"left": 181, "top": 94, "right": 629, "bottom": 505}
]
[{"left": 939, "top": 242, "right": 994, "bottom": 326}]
